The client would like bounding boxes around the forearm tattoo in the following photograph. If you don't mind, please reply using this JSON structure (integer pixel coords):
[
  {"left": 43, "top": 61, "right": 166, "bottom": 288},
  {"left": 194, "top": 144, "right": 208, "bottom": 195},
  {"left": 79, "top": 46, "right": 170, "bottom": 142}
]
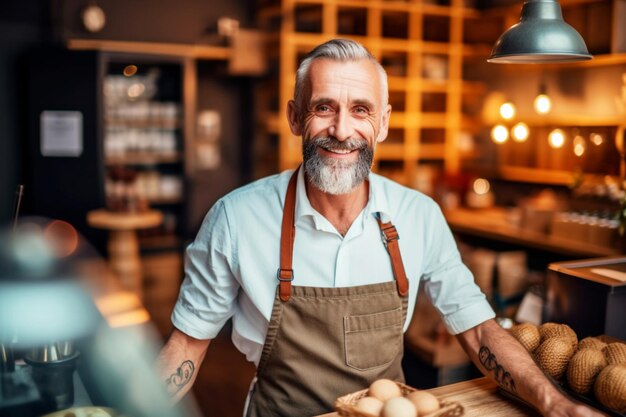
[
  {"left": 165, "top": 360, "right": 195, "bottom": 395},
  {"left": 479, "top": 346, "right": 516, "bottom": 393}
]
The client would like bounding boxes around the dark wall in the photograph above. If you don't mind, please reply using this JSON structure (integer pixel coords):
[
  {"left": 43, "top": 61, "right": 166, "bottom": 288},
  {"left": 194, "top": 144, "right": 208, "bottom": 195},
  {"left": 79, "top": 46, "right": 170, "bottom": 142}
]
[
  {"left": 57, "top": 0, "right": 255, "bottom": 44},
  {"left": 0, "top": 1, "right": 50, "bottom": 225},
  {"left": 188, "top": 62, "right": 254, "bottom": 236}
]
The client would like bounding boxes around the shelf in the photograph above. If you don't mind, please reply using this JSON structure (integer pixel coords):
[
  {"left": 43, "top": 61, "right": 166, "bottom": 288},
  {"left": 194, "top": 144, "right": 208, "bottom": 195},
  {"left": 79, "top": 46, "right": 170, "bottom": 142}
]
[
  {"left": 508, "top": 114, "right": 624, "bottom": 127},
  {"left": 148, "top": 196, "right": 183, "bottom": 205},
  {"left": 497, "top": 166, "right": 619, "bottom": 187},
  {"left": 376, "top": 143, "right": 406, "bottom": 160},
  {"left": 67, "top": 39, "right": 231, "bottom": 60},
  {"left": 293, "top": 0, "right": 478, "bottom": 15},
  {"left": 105, "top": 152, "right": 183, "bottom": 166},
  {"left": 387, "top": 77, "right": 485, "bottom": 92},
  {"left": 576, "top": 53, "right": 626, "bottom": 68},
  {"left": 104, "top": 120, "right": 181, "bottom": 129},
  {"left": 499, "top": 166, "right": 576, "bottom": 185},
  {"left": 482, "top": 0, "right": 607, "bottom": 18},
  {"left": 445, "top": 207, "right": 621, "bottom": 258}
]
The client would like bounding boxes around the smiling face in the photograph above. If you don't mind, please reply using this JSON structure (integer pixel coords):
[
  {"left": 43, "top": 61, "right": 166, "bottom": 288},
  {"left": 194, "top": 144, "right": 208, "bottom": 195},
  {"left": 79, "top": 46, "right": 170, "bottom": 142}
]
[{"left": 288, "top": 58, "right": 391, "bottom": 195}]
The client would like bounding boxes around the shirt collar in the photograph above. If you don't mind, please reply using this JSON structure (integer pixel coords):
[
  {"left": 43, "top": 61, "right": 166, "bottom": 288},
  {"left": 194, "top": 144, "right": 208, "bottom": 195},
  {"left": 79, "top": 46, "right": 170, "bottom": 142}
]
[{"left": 294, "top": 167, "right": 393, "bottom": 228}]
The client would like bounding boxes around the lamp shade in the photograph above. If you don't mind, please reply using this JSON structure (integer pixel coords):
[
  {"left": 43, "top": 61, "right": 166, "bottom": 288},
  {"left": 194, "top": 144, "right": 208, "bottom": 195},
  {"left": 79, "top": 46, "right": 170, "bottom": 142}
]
[{"left": 488, "top": 0, "right": 592, "bottom": 63}]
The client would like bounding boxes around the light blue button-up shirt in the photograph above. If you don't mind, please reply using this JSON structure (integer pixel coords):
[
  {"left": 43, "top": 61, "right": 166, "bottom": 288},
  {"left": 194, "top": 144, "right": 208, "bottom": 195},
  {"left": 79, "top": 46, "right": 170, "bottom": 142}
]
[{"left": 172, "top": 168, "right": 494, "bottom": 366}]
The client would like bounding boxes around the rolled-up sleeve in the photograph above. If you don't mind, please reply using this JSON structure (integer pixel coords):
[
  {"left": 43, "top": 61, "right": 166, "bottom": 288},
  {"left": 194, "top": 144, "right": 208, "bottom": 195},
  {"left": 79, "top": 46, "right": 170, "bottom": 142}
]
[
  {"left": 421, "top": 204, "right": 495, "bottom": 335},
  {"left": 171, "top": 199, "right": 240, "bottom": 340}
]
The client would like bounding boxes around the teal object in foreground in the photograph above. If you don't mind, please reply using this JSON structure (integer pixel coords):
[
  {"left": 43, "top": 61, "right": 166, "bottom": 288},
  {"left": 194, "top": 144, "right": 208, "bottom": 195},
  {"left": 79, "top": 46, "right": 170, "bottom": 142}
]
[{"left": 488, "top": 0, "right": 592, "bottom": 63}]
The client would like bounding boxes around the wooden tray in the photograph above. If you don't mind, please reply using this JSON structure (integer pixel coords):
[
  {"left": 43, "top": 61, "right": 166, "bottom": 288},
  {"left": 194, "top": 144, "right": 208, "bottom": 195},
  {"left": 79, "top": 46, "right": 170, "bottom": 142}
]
[{"left": 335, "top": 382, "right": 464, "bottom": 417}]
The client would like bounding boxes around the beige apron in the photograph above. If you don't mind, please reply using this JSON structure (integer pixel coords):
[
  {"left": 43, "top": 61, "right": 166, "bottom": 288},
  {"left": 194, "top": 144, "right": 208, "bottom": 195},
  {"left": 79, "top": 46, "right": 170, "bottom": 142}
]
[{"left": 246, "top": 168, "right": 410, "bottom": 417}]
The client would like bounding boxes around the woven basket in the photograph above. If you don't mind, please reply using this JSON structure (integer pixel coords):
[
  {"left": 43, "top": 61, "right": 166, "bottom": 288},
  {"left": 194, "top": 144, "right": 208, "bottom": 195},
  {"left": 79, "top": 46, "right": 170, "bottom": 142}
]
[{"left": 334, "top": 382, "right": 464, "bottom": 417}]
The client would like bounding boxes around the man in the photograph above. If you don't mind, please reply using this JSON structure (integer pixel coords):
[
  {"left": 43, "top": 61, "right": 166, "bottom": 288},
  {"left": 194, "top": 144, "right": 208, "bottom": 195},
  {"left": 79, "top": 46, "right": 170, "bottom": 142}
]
[{"left": 157, "top": 39, "right": 603, "bottom": 417}]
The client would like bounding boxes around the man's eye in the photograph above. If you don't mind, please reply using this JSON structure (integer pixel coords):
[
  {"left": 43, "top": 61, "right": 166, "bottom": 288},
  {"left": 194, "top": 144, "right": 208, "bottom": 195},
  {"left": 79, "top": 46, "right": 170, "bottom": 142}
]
[
  {"left": 354, "top": 106, "right": 368, "bottom": 114},
  {"left": 317, "top": 105, "right": 331, "bottom": 112}
]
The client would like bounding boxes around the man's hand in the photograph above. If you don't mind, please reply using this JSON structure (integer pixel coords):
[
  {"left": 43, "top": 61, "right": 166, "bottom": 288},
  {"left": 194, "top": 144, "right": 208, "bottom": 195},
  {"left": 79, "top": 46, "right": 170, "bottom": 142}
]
[{"left": 543, "top": 395, "right": 606, "bottom": 417}]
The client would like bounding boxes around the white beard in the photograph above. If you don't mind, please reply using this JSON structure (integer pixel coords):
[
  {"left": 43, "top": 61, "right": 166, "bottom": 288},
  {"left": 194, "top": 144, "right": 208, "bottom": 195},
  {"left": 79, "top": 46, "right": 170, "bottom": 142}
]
[
  {"left": 314, "top": 157, "right": 364, "bottom": 195},
  {"left": 302, "top": 136, "right": 373, "bottom": 195}
]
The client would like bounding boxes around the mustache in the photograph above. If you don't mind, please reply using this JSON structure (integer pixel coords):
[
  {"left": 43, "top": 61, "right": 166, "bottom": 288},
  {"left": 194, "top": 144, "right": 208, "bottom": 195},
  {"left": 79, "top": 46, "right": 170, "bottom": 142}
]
[{"left": 310, "top": 136, "right": 369, "bottom": 152}]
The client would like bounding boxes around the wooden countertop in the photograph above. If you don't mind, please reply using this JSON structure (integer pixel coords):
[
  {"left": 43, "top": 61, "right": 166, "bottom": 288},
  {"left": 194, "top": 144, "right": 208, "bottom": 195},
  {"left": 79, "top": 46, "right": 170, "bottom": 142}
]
[
  {"left": 317, "top": 378, "right": 540, "bottom": 417},
  {"left": 444, "top": 207, "right": 620, "bottom": 258}
]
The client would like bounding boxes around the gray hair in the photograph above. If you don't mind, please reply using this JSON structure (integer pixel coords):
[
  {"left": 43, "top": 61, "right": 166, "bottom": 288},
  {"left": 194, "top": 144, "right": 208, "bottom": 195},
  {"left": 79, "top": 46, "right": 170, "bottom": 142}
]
[{"left": 294, "top": 39, "right": 389, "bottom": 117}]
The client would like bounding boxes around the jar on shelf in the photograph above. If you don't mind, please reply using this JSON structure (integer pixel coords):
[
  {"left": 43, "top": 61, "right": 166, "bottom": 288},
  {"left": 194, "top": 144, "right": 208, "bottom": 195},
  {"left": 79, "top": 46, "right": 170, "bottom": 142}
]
[{"left": 105, "top": 166, "right": 148, "bottom": 213}]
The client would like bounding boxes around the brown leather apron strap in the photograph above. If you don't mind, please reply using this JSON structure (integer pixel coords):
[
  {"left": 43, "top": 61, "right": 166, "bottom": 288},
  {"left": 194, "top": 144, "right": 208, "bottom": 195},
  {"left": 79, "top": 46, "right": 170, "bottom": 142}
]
[
  {"left": 377, "top": 217, "right": 409, "bottom": 297},
  {"left": 279, "top": 166, "right": 409, "bottom": 301},
  {"left": 278, "top": 166, "right": 299, "bottom": 301}
]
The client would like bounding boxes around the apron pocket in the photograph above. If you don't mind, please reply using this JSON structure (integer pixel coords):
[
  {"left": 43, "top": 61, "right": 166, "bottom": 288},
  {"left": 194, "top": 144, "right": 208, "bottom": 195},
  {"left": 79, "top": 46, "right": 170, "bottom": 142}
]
[{"left": 343, "top": 307, "right": 403, "bottom": 371}]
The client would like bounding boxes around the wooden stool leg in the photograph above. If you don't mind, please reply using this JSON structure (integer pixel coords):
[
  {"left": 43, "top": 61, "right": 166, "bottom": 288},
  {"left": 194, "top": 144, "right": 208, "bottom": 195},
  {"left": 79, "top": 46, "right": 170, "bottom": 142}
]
[{"left": 108, "top": 229, "right": 142, "bottom": 299}]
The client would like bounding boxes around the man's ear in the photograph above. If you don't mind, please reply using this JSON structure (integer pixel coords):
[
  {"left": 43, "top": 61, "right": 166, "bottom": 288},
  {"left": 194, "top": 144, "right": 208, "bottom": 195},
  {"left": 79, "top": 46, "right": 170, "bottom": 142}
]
[
  {"left": 377, "top": 103, "right": 392, "bottom": 143},
  {"left": 287, "top": 100, "right": 302, "bottom": 136}
]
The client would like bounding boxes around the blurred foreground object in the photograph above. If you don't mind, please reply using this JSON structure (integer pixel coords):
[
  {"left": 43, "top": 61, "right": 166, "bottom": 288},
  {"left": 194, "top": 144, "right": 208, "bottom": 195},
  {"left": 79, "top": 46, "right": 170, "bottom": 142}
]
[{"left": 0, "top": 217, "right": 200, "bottom": 417}]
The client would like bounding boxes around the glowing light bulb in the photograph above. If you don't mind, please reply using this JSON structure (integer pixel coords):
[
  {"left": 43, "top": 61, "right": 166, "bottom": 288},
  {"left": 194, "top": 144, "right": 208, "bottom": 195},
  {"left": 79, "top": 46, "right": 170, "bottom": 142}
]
[
  {"left": 123, "top": 65, "right": 138, "bottom": 77},
  {"left": 591, "top": 133, "right": 604, "bottom": 146},
  {"left": 549, "top": 129, "right": 565, "bottom": 149},
  {"left": 473, "top": 178, "right": 490, "bottom": 195},
  {"left": 512, "top": 122, "right": 529, "bottom": 142},
  {"left": 573, "top": 135, "right": 585, "bottom": 156},
  {"left": 491, "top": 124, "right": 509, "bottom": 144},
  {"left": 534, "top": 94, "right": 552, "bottom": 114},
  {"left": 499, "top": 102, "right": 516, "bottom": 120}
]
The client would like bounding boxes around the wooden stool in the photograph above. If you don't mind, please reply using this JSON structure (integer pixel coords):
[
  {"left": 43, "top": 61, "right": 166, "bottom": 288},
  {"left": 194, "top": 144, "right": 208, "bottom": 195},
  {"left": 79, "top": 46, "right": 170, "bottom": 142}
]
[{"left": 87, "top": 209, "right": 163, "bottom": 299}]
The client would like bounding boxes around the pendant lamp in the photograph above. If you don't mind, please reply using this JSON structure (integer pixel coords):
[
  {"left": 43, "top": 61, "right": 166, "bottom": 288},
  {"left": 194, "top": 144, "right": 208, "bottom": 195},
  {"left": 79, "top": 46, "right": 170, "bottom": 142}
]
[{"left": 488, "top": 0, "right": 592, "bottom": 63}]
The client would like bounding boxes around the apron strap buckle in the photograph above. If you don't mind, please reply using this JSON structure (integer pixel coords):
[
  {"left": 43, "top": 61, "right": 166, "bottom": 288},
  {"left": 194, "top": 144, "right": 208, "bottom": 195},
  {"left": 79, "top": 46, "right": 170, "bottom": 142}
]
[
  {"left": 277, "top": 268, "right": 294, "bottom": 282},
  {"left": 380, "top": 224, "right": 400, "bottom": 249},
  {"left": 277, "top": 268, "right": 294, "bottom": 302}
]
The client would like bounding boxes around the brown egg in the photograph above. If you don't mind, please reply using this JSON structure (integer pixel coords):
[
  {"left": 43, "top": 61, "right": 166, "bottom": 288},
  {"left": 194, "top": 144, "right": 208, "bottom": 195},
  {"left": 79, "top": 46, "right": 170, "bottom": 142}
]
[
  {"left": 406, "top": 390, "right": 441, "bottom": 415},
  {"left": 356, "top": 396, "right": 384, "bottom": 416},
  {"left": 381, "top": 396, "right": 417, "bottom": 417},
  {"left": 368, "top": 379, "right": 402, "bottom": 402}
]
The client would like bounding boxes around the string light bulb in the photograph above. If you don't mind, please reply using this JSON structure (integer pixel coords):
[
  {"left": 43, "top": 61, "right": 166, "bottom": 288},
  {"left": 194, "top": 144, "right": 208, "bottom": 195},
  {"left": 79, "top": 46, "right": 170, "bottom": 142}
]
[
  {"left": 549, "top": 129, "right": 566, "bottom": 148},
  {"left": 534, "top": 94, "right": 552, "bottom": 114},
  {"left": 573, "top": 134, "right": 586, "bottom": 156},
  {"left": 591, "top": 133, "right": 604, "bottom": 146},
  {"left": 491, "top": 124, "right": 509, "bottom": 144},
  {"left": 473, "top": 178, "right": 491, "bottom": 195},
  {"left": 512, "top": 122, "right": 529, "bottom": 142},
  {"left": 533, "top": 82, "right": 552, "bottom": 114},
  {"left": 499, "top": 102, "right": 516, "bottom": 120}
]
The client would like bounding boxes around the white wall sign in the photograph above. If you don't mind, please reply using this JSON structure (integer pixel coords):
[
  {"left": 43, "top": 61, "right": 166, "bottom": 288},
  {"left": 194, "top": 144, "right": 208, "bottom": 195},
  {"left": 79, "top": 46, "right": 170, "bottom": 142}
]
[{"left": 40, "top": 111, "right": 83, "bottom": 157}]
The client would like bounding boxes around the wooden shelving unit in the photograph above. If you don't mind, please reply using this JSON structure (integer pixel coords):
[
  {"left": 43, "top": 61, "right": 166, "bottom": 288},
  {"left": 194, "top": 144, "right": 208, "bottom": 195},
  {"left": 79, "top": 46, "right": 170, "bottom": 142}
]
[{"left": 265, "top": 0, "right": 494, "bottom": 186}]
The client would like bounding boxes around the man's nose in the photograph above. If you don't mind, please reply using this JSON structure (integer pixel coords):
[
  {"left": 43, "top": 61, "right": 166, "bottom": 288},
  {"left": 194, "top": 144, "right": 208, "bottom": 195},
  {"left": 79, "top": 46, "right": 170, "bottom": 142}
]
[{"left": 327, "top": 111, "right": 354, "bottom": 141}]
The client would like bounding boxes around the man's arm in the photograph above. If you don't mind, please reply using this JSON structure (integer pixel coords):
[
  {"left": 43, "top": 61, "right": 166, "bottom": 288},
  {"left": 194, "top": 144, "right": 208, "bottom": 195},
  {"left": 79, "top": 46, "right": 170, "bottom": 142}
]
[
  {"left": 456, "top": 319, "right": 604, "bottom": 417},
  {"left": 157, "top": 328, "right": 211, "bottom": 402}
]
